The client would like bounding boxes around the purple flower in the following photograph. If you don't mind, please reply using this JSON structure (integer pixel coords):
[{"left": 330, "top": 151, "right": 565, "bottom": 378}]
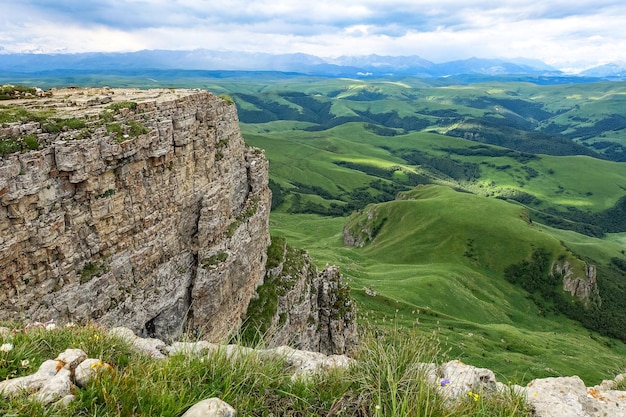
[{"left": 440, "top": 378, "right": 450, "bottom": 387}]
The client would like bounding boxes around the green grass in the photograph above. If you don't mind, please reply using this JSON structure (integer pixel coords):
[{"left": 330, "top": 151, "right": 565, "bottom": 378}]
[
  {"left": 266, "top": 205, "right": 626, "bottom": 385},
  {"left": 0, "top": 323, "right": 532, "bottom": 416}
]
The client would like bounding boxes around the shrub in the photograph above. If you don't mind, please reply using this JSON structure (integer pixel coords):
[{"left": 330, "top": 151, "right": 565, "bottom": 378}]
[
  {"left": 0, "top": 138, "right": 21, "bottom": 155},
  {"left": 22, "top": 134, "right": 39, "bottom": 150},
  {"left": 106, "top": 101, "right": 138, "bottom": 112},
  {"left": 218, "top": 94, "right": 234, "bottom": 104}
]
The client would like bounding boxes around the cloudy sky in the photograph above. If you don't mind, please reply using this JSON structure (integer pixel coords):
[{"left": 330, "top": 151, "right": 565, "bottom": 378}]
[{"left": 1, "top": 0, "right": 625, "bottom": 71}]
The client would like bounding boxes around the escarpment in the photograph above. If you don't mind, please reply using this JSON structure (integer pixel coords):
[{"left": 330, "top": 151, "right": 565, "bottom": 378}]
[
  {"left": 552, "top": 260, "right": 600, "bottom": 306},
  {"left": 241, "top": 236, "right": 357, "bottom": 355},
  {"left": 0, "top": 87, "right": 271, "bottom": 342}
]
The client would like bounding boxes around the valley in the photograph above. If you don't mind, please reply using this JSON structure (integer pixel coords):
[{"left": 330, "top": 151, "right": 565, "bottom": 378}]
[
  {"left": 2, "top": 72, "right": 626, "bottom": 385},
  {"left": 231, "top": 76, "right": 626, "bottom": 385}
]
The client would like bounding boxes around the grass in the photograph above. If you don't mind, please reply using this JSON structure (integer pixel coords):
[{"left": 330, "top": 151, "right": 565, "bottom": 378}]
[
  {"left": 0, "top": 322, "right": 533, "bottom": 416},
  {"left": 266, "top": 208, "right": 626, "bottom": 386}
]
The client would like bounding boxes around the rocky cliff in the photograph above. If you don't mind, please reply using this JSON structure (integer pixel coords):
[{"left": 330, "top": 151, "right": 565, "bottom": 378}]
[
  {"left": 0, "top": 87, "right": 271, "bottom": 342},
  {"left": 552, "top": 260, "right": 601, "bottom": 306},
  {"left": 242, "top": 236, "right": 357, "bottom": 355}
]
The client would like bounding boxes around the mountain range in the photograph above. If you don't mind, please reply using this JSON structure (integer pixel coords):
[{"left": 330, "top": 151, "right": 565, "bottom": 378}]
[{"left": 1, "top": 49, "right": 625, "bottom": 79}]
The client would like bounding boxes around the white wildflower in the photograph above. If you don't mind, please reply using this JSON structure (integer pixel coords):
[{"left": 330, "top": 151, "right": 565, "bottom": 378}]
[
  {"left": 0, "top": 343, "right": 14, "bottom": 352},
  {"left": 21, "top": 359, "right": 30, "bottom": 367}
]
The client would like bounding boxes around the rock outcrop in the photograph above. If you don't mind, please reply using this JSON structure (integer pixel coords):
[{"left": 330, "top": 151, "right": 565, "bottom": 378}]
[
  {"left": 552, "top": 260, "right": 601, "bottom": 306},
  {"left": 241, "top": 236, "right": 357, "bottom": 355},
  {"left": 0, "top": 87, "right": 271, "bottom": 342},
  {"left": 342, "top": 205, "right": 385, "bottom": 247}
]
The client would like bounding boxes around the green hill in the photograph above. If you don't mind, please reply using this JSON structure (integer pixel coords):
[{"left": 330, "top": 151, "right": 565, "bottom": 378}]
[
  {"left": 5, "top": 74, "right": 626, "bottom": 386},
  {"left": 267, "top": 186, "right": 626, "bottom": 384},
  {"left": 236, "top": 79, "right": 626, "bottom": 385}
]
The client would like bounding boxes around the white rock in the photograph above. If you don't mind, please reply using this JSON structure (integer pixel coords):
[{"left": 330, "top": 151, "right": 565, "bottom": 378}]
[
  {"left": 181, "top": 397, "right": 236, "bottom": 417},
  {"left": 74, "top": 358, "right": 113, "bottom": 388},
  {"left": 108, "top": 326, "right": 136, "bottom": 342},
  {"left": 526, "top": 376, "right": 588, "bottom": 417},
  {"left": 438, "top": 360, "right": 497, "bottom": 400},
  {"left": 33, "top": 367, "right": 73, "bottom": 404},
  {"left": 261, "top": 345, "right": 354, "bottom": 380},
  {"left": 109, "top": 327, "right": 167, "bottom": 358},
  {"left": 56, "top": 348, "right": 87, "bottom": 370},
  {"left": 167, "top": 341, "right": 217, "bottom": 356},
  {"left": 0, "top": 359, "right": 61, "bottom": 397}
]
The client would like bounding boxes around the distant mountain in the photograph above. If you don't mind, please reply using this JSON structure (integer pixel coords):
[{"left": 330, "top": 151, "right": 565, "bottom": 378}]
[
  {"left": 2, "top": 49, "right": 624, "bottom": 79},
  {"left": 0, "top": 49, "right": 565, "bottom": 78},
  {"left": 431, "top": 57, "right": 562, "bottom": 77},
  {"left": 579, "top": 62, "right": 626, "bottom": 78}
]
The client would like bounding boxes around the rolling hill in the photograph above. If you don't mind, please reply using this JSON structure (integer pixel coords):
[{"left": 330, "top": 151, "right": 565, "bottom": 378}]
[{"left": 2, "top": 71, "right": 626, "bottom": 385}]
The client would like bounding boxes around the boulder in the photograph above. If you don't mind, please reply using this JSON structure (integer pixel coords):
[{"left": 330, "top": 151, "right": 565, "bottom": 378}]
[{"left": 181, "top": 397, "right": 236, "bottom": 417}]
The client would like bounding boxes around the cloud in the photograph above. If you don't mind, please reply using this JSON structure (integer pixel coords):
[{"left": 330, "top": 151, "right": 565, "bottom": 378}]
[{"left": 1, "top": 0, "right": 626, "bottom": 70}]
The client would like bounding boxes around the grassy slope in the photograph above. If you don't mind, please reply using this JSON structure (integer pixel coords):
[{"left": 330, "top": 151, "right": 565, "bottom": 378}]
[
  {"left": 243, "top": 122, "right": 626, "bottom": 385},
  {"left": 4, "top": 73, "right": 626, "bottom": 385},
  {"left": 244, "top": 122, "right": 626, "bottom": 212},
  {"left": 267, "top": 203, "right": 626, "bottom": 385}
]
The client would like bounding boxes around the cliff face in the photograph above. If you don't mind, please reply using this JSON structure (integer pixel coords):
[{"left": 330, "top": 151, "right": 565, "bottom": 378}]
[
  {"left": 0, "top": 88, "right": 271, "bottom": 342},
  {"left": 552, "top": 260, "right": 601, "bottom": 306},
  {"left": 244, "top": 237, "right": 357, "bottom": 355}
]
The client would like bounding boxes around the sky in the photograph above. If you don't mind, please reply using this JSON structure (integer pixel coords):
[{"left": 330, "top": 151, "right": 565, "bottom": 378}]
[{"left": 1, "top": 0, "right": 626, "bottom": 71}]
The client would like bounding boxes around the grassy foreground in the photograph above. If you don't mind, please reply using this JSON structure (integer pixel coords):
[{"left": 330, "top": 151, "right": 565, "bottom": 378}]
[{"left": 0, "top": 323, "right": 532, "bottom": 416}]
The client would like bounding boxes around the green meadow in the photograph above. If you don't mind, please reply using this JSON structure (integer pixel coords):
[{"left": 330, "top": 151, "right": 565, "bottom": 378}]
[
  {"left": 4, "top": 72, "right": 626, "bottom": 386},
  {"left": 234, "top": 76, "right": 626, "bottom": 385}
]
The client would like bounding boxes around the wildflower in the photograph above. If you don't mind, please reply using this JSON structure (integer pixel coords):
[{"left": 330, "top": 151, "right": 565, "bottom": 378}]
[
  {"left": 21, "top": 359, "right": 30, "bottom": 368},
  {"left": 440, "top": 378, "right": 451, "bottom": 387},
  {"left": 468, "top": 391, "right": 480, "bottom": 402},
  {"left": 90, "top": 361, "right": 104, "bottom": 369},
  {"left": 467, "top": 391, "right": 480, "bottom": 401},
  {"left": 45, "top": 323, "right": 56, "bottom": 331},
  {"left": 375, "top": 404, "right": 381, "bottom": 411},
  {"left": 0, "top": 343, "right": 13, "bottom": 352},
  {"left": 93, "top": 334, "right": 100, "bottom": 341}
]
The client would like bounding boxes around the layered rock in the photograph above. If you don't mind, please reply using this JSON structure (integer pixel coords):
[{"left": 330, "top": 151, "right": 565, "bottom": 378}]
[
  {"left": 241, "top": 237, "right": 357, "bottom": 355},
  {"left": 0, "top": 88, "right": 271, "bottom": 342},
  {"left": 552, "top": 260, "right": 601, "bottom": 306}
]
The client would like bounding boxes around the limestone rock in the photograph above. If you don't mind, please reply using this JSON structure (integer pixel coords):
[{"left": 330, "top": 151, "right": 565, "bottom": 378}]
[
  {"left": 167, "top": 340, "right": 217, "bottom": 356},
  {"left": 181, "top": 397, "right": 236, "bottom": 417},
  {"left": 437, "top": 360, "right": 497, "bottom": 400},
  {"left": 0, "top": 88, "right": 271, "bottom": 344},
  {"left": 245, "top": 237, "right": 357, "bottom": 356},
  {"left": 74, "top": 358, "right": 111, "bottom": 388},
  {"left": 33, "top": 367, "right": 73, "bottom": 405},
  {"left": 0, "top": 359, "right": 61, "bottom": 397},
  {"left": 526, "top": 376, "right": 626, "bottom": 417},
  {"left": 552, "top": 260, "right": 600, "bottom": 305},
  {"left": 317, "top": 265, "right": 357, "bottom": 355},
  {"left": 262, "top": 345, "right": 355, "bottom": 381},
  {"left": 56, "top": 348, "right": 87, "bottom": 371},
  {"left": 0, "top": 347, "right": 112, "bottom": 406},
  {"left": 109, "top": 326, "right": 167, "bottom": 358}
]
